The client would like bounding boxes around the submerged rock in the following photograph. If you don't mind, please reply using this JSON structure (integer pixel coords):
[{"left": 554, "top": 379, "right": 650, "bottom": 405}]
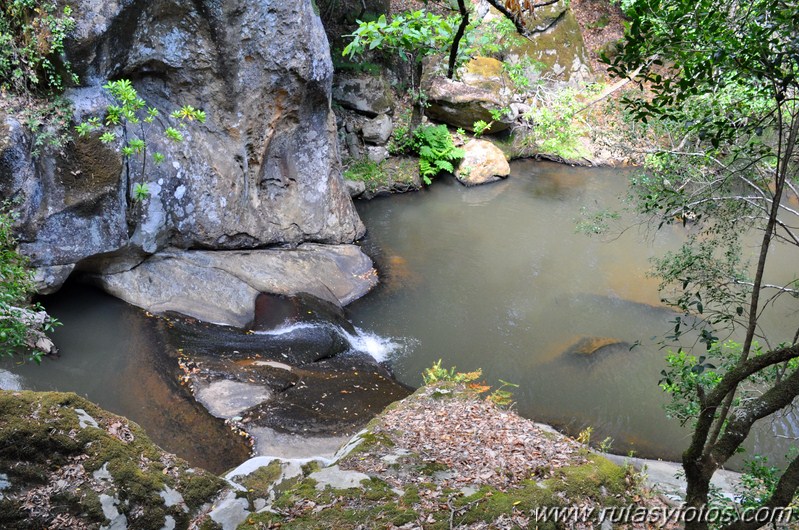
[
  {"left": 562, "top": 336, "right": 632, "bottom": 361},
  {"left": 93, "top": 244, "right": 378, "bottom": 328},
  {"left": 455, "top": 139, "right": 511, "bottom": 186},
  {"left": 0, "top": 390, "right": 225, "bottom": 530}
]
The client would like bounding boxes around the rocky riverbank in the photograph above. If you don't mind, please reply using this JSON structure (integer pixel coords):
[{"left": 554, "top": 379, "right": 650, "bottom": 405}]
[{"left": 1, "top": 381, "right": 675, "bottom": 530}]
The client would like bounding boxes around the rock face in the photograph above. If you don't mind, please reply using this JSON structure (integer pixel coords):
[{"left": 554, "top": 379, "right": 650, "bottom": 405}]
[
  {"left": 455, "top": 139, "right": 511, "bottom": 186},
  {"left": 332, "top": 71, "right": 395, "bottom": 117},
  {"left": 0, "top": 390, "right": 225, "bottom": 530},
  {"left": 508, "top": 2, "right": 593, "bottom": 85},
  {"left": 424, "top": 73, "right": 510, "bottom": 132},
  {"left": 2, "top": 0, "right": 365, "bottom": 293},
  {"left": 93, "top": 244, "right": 378, "bottom": 327}
]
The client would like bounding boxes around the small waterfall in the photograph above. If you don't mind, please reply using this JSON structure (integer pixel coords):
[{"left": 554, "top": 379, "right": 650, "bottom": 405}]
[{"left": 254, "top": 322, "right": 408, "bottom": 363}]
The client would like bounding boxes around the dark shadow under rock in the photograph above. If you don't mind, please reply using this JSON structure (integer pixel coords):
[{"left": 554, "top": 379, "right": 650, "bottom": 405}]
[
  {"left": 163, "top": 311, "right": 351, "bottom": 366},
  {"left": 251, "top": 292, "right": 356, "bottom": 337}
]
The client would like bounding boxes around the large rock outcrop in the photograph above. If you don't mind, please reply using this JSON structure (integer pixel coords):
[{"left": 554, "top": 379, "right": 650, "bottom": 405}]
[
  {"left": 93, "top": 243, "right": 378, "bottom": 327},
  {"left": 1, "top": 0, "right": 365, "bottom": 294}
]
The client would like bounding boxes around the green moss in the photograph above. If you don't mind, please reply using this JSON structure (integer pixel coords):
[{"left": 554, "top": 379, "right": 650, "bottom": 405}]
[
  {"left": 417, "top": 461, "right": 450, "bottom": 475},
  {"left": 343, "top": 158, "right": 389, "bottom": 189},
  {"left": 0, "top": 391, "right": 224, "bottom": 529},
  {"left": 239, "top": 461, "right": 283, "bottom": 494},
  {"left": 238, "top": 480, "right": 417, "bottom": 530},
  {"left": 198, "top": 519, "right": 223, "bottom": 530},
  {"left": 179, "top": 472, "right": 225, "bottom": 510},
  {"left": 300, "top": 460, "right": 321, "bottom": 476},
  {"left": 343, "top": 156, "right": 421, "bottom": 195}
]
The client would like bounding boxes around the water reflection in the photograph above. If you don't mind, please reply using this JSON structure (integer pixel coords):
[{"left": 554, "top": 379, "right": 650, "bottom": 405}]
[
  {"left": 1, "top": 284, "right": 250, "bottom": 474},
  {"left": 351, "top": 160, "right": 799, "bottom": 467}
]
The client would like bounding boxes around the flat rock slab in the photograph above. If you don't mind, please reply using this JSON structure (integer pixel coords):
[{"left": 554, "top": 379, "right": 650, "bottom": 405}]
[
  {"left": 309, "top": 465, "right": 369, "bottom": 490},
  {"left": 94, "top": 244, "right": 378, "bottom": 327},
  {"left": 194, "top": 380, "right": 272, "bottom": 420}
]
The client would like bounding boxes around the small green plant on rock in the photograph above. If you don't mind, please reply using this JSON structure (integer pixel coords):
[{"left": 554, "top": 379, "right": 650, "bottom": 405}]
[
  {"left": 412, "top": 124, "right": 464, "bottom": 185},
  {"left": 76, "top": 79, "right": 206, "bottom": 205},
  {"left": 0, "top": 0, "right": 78, "bottom": 95},
  {"left": 486, "top": 379, "right": 518, "bottom": 407},
  {"left": 422, "top": 359, "right": 482, "bottom": 384},
  {"left": 472, "top": 119, "right": 491, "bottom": 138}
]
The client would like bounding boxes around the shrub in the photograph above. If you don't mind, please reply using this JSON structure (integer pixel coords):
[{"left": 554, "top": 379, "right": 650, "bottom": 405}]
[
  {"left": 412, "top": 124, "right": 464, "bottom": 185},
  {"left": 0, "top": 203, "right": 60, "bottom": 362}
]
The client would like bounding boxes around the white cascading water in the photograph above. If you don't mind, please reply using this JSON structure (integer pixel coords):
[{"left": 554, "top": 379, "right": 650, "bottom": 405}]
[{"left": 254, "top": 323, "right": 407, "bottom": 363}]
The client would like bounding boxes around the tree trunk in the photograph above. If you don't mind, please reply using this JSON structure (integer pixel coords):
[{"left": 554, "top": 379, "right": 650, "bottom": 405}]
[
  {"left": 683, "top": 452, "right": 712, "bottom": 530},
  {"left": 447, "top": 0, "right": 469, "bottom": 79}
]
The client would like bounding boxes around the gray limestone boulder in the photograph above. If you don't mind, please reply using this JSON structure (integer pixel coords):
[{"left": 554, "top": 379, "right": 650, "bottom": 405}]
[
  {"left": 93, "top": 244, "right": 378, "bottom": 327},
  {"left": 361, "top": 114, "right": 393, "bottom": 145},
  {"left": 332, "top": 71, "right": 394, "bottom": 117}
]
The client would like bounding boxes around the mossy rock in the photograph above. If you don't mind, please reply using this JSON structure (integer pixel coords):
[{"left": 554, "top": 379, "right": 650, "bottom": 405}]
[
  {"left": 0, "top": 390, "right": 225, "bottom": 529},
  {"left": 507, "top": 9, "right": 593, "bottom": 84}
]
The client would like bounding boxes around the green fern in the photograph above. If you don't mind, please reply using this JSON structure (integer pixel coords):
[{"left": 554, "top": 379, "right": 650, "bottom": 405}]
[{"left": 413, "top": 124, "right": 464, "bottom": 185}]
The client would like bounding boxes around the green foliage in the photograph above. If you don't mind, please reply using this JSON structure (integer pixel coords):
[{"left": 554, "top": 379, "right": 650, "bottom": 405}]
[
  {"left": 466, "top": 16, "right": 521, "bottom": 57},
  {"left": 658, "top": 349, "right": 722, "bottom": 423},
  {"left": 132, "top": 183, "right": 150, "bottom": 202},
  {"left": 610, "top": 0, "right": 799, "bottom": 517},
  {"left": 0, "top": 0, "right": 78, "bottom": 95},
  {"left": 342, "top": 11, "right": 457, "bottom": 64},
  {"left": 575, "top": 207, "right": 621, "bottom": 235},
  {"left": 472, "top": 119, "right": 491, "bottom": 138},
  {"left": 387, "top": 108, "right": 414, "bottom": 155},
  {"left": 422, "top": 359, "right": 482, "bottom": 385},
  {"left": 501, "top": 57, "right": 544, "bottom": 92},
  {"left": 486, "top": 379, "right": 518, "bottom": 407},
  {"left": 20, "top": 95, "right": 73, "bottom": 157},
  {"left": 737, "top": 455, "right": 781, "bottom": 510},
  {"left": 520, "top": 84, "right": 602, "bottom": 160},
  {"left": 342, "top": 10, "right": 458, "bottom": 102},
  {"left": 0, "top": 203, "right": 60, "bottom": 363},
  {"left": 412, "top": 124, "right": 464, "bottom": 185},
  {"left": 77, "top": 80, "right": 206, "bottom": 204}
]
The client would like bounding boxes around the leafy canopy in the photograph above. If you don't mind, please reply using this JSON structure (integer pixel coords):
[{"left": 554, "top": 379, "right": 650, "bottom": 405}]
[
  {"left": 342, "top": 11, "right": 458, "bottom": 63},
  {"left": 607, "top": 0, "right": 799, "bottom": 524}
]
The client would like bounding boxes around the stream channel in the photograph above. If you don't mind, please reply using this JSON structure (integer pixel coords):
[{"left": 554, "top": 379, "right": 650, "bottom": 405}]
[{"left": 3, "top": 160, "right": 797, "bottom": 473}]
